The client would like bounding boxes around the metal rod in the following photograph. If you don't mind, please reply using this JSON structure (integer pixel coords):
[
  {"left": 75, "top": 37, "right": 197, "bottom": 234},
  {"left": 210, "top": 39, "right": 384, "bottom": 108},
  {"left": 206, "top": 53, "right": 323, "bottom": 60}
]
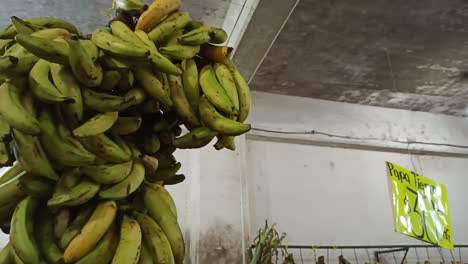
[{"left": 278, "top": 245, "right": 468, "bottom": 249}]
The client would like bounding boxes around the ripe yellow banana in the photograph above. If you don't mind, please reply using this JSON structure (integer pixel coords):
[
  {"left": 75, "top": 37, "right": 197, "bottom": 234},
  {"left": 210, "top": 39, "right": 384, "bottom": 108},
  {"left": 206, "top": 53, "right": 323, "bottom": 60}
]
[
  {"left": 99, "top": 160, "right": 145, "bottom": 200},
  {"left": 169, "top": 74, "right": 200, "bottom": 128},
  {"left": 0, "top": 79, "right": 40, "bottom": 135},
  {"left": 173, "top": 127, "right": 217, "bottom": 149},
  {"left": 82, "top": 88, "right": 137, "bottom": 112},
  {"left": 110, "top": 116, "right": 142, "bottom": 135},
  {"left": 10, "top": 197, "right": 42, "bottom": 264},
  {"left": 75, "top": 226, "right": 119, "bottom": 264},
  {"left": 29, "top": 59, "right": 72, "bottom": 103},
  {"left": 0, "top": 17, "right": 77, "bottom": 39},
  {"left": 67, "top": 37, "right": 103, "bottom": 87},
  {"left": 59, "top": 205, "right": 94, "bottom": 250},
  {"left": 135, "top": 0, "right": 181, "bottom": 32},
  {"left": 135, "top": 212, "right": 175, "bottom": 264},
  {"left": 12, "top": 129, "right": 58, "bottom": 180},
  {"left": 73, "top": 112, "right": 118, "bottom": 137},
  {"left": 224, "top": 58, "right": 251, "bottom": 123},
  {"left": 50, "top": 63, "right": 84, "bottom": 124},
  {"left": 200, "top": 44, "right": 233, "bottom": 63},
  {"left": 15, "top": 33, "right": 69, "bottom": 64},
  {"left": 143, "top": 186, "right": 184, "bottom": 263},
  {"left": 36, "top": 210, "right": 63, "bottom": 263},
  {"left": 64, "top": 200, "right": 117, "bottom": 263},
  {"left": 133, "top": 65, "right": 173, "bottom": 109},
  {"left": 81, "top": 160, "right": 133, "bottom": 184},
  {"left": 92, "top": 28, "right": 149, "bottom": 58},
  {"left": 112, "top": 215, "right": 142, "bottom": 264},
  {"left": 147, "top": 11, "right": 191, "bottom": 45},
  {"left": 198, "top": 95, "right": 251, "bottom": 136},
  {"left": 181, "top": 59, "right": 200, "bottom": 111},
  {"left": 199, "top": 64, "right": 235, "bottom": 115}
]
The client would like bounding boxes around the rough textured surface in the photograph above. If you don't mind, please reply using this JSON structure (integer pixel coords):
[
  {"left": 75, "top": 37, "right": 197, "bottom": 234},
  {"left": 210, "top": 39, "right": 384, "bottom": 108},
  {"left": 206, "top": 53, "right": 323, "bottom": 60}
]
[{"left": 246, "top": 0, "right": 468, "bottom": 116}]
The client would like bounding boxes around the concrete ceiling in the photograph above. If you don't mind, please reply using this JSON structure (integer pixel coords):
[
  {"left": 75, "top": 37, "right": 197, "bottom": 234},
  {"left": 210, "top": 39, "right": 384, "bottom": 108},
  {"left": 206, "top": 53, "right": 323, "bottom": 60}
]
[{"left": 234, "top": 0, "right": 468, "bottom": 116}]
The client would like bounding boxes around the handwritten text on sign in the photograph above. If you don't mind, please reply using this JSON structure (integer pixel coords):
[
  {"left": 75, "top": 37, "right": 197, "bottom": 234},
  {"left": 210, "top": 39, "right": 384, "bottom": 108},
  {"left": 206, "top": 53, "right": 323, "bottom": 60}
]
[{"left": 386, "top": 162, "right": 453, "bottom": 249}]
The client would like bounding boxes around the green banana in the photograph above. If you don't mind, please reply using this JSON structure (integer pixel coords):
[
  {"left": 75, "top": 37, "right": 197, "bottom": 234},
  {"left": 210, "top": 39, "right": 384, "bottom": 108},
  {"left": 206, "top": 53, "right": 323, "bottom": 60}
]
[
  {"left": 0, "top": 55, "right": 18, "bottom": 73},
  {"left": 10, "top": 16, "right": 44, "bottom": 35},
  {"left": 75, "top": 226, "right": 119, "bottom": 264},
  {"left": 0, "top": 163, "right": 26, "bottom": 209},
  {"left": 99, "top": 160, "right": 145, "bottom": 200},
  {"left": 135, "top": 212, "right": 175, "bottom": 264},
  {"left": 214, "top": 63, "right": 239, "bottom": 112},
  {"left": 173, "top": 127, "right": 217, "bottom": 149},
  {"left": 81, "top": 160, "right": 133, "bottom": 184},
  {"left": 164, "top": 174, "right": 185, "bottom": 185},
  {"left": 211, "top": 27, "right": 228, "bottom": 44},
  {"left": 0, "top": 79, "right": 40, "bottom": 135},
  {"left": 53, "top": 208, "right": 70, "bottom": 239},
  {"left": 67, "top": 37, "right": 103, "bottom": 87},
  {"left": 0, "top": 39, "right": 14, "bottom": 55},
  {"left": 178, "top": 25, "right": 211, "bottom": 45},
  {"left": 50, "top": 63, "right": 84, "bottom": 124},
  {"left": 99, "top": 70, "right": 122, "bottom": 91},
  {"left": 15, "top": 33, "right": 69, "bottom": 64},
  {"left": 101, "top": 55, "right": 131, "bottom": 70},
  {"left": 118, "top": 70, "right": 135, "bottom": 91},
  {"left": 126, "top": 87, "right": 147, "bottom": 105},
  {"left": 92, "top": 27, "right": 149, "bottom": 58},
  {"left": 29, "top": 59, "right": 72, "bottom": 103},
  {"left": 0, "top": 17, "right": 77, "bottom": 39},
  {"left": 80, "top": 133, "right": 132, "bottom": 163},
  {"left": 73, "top": 112, "right": 118, "bottom": 137},
  {"left": 134, "top": 65, "right": 173, "bottom": 108},
  {"left": 143, "top": 133, "right": 161, "bottom": 154},
  {"left": 1, "top": 48, "right": 38, "bottom": 76},
  {"left": 199, "top": 96, "right": 251, "bottom": 136},
  {"left": 110, "top": 116, "right": 142, "bottom": 135},
  {"left": 153, "top": 153, "right": 176, "bottom": 169},
  {"left": 110, "top": 20, "right": 147, "bottom": 47},
  {"left": 111, "top": 215, "right": 142, "bottom": 264},
  {"left": 12, "top": 129, "right": 58, "bottom": 180},
  {"left": 35, "top": 210, "right": 63, "bottom": 263},
  {"left": 159, "top": 130, "right": 175, "bottom": 145},
  {"left": 147, "top": 162, "right": 181, "bottom": 182},
  {"left": 199, "top": 64, "right": 235, "bottom": 115},
  {"left": 138, "top": 240, "right": 153, "bottom": 264},
  {"left": 160, "top": 44, "right": 200, "bottom": 60},
  {"left": 148, "top": 11, "right": 191, "bottom": 45},
  {"left": 113, "top": 0, "right": 147, "bottom": 14},
  {"left": 48, "top": 179, "right": 100, "bottom": 207},
  {"left": 138, "top": 99, "right": 160, "bottom": 113},
  {"left": 0, "top": 142, "right": 13, "bottom": 166},
  {"left": 59, "top": 205, "right": 94, "bottom": 250},
  {"left": 0, "top": 243, "right": 14, "bottom": 263},
  {"left": 214, "top": 135, "right": 236, "bottom": 151},
  {"left": 181, "top": 59, "right": 200, "bottom": 111},
  {"left": 10, "top": 197, "right": 42, "bottom": 264},
  {"left": 157, "top": 71, "right": 170, "bottom": 94},
  {"left": 169, "top": 74, "right": 200, "bottom": 127},
  {"left": 141, "top": 155, "right": 159, "bottom": 175},
  {"left": 152, "top": 116, "right": 178, "bottom": 132},
  {"left": 185, "top": 20, "right": 205, "bottom": 31},
  {"left": 145, "top": 183, "right": 177, "bottom": 218},
  {"left": 144, "top": 186, "right": 185, "bottom": 263},
  {"left": 38, "top": 109, "right": 96, "bottom": 167},
  {"left": 82, "top": 88, "right": 137, "bottom": 112},
  {"left": 224, "top": 58, "right": 251, "bottom": 122},
  {"left": 17, "top": 174, "right": 54, "bottom": 198},
  {"left": 80, "top": 39, "right": 100, "bottom": 62},
  {"left": 64, "top": 201, "right": 117, "bottom": 263}
]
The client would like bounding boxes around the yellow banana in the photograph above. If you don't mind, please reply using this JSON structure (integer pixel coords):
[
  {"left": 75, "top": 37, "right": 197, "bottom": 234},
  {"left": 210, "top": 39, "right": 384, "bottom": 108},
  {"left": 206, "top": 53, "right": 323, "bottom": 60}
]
[
  {"left": 35, "top": 210, "right": 63, "bottom": 263},
  {"left": 199, "top": 64, "right": 235, "bottom": 115},
  {"left": 50, "top": 63, "right": 84, "bottom": 124},
  {"left": 135, "top": 0, "right": 181, "bottom": 32},
  {"left": 224, "top": 58, "right": 251, "bottom": 122},
  {"left": 135, "top": 212, "right": 175, "bottom": 264},
  {"left": 29, "top": 59, "right": 72, "bottom": 103},
  {"left": 0, "top": 79, "right": 40, "bottom": 135},
  {"left": 73, "top": 112, "right": 119, "bottom": 137},
  {"left": 169, "top": 74, "right": 200, "bottom": 128},
  {"left": 111, "top": 215, "right": 142, "bottom": 264},
  {"left": 10, "top": 197, "right": 42, "bottom": 264},
  {"left": 67, "top": 37, "right": 103, "bottom": 87},
  {"left": 145, "top": 183, "right": 178, "bottom": 218},
  {"left": 0, "top": 17, "right": 77, "bottom": 39},
  {"left": 144, "top": 186, "right": 184, "bottom": 263},
  {"left": 64, "top": 200, "right": 117, "bottom": 263},
  {"left": 82, "top": 88, "right": 137, "bottom": 112},
  {"left": 173, "top": 127, "right": 217, "bottom": 149},
  {"left": 59, "top": 205, "right": 94, "bottom": 250},
  {"left": 1, "top": 46, "right": 39, "bottom": 76},
  {"left": 110, "top": 116, "right": 142, "bottom": 135},
  {"left": 181, "top": 59, "right": 200, "bottom": 111},
  {"left": 81, "top": 160, "right": 133, "bottom": 184},
  {"left": 99, "top": 160, "right": 145, "bottom": 200},
  {"left": 75, "top": 226, "right": 119, "bottom": 264},
  {"left": 92, "top": 28, "right": 149, "bottom": 58},
  {"left": 147, "top": 11, "right": 191, "bottom": 45},
  {"left": 198, "top": 95, "right": 251, "bottom": 136},
  {"left": 200, "top": 44, "right": 233, "bottom": 63},
  {"left": 133, "top": 65, "right": 173, "bottom": 109},
  {"left": 15, "top": 33, "right": 69, "bottom": 64}
]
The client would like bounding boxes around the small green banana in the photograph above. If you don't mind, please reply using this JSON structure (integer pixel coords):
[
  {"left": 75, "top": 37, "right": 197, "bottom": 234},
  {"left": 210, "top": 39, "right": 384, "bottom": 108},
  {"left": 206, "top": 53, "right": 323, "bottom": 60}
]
[
  {"left": 80, "top": 134, "right": 132, "bottom": 163},
  {"left": 224, "top": 58, "right": 251, "bottom": 122},
  {"left": 163, "top": 174, "right": 185, "bottom": 185},
  {"left": 0, "top": 17, "right": 77, "bottom": 39},
  {"left": 35, "top": 209, "right": 63, "bottom": 263},
  {"left": 99, "top": 160, "right": 145, "bottom": 200},
  {"left": 142, "top": 133, "right": 161, "bottom": 154},
  {"left": 82, "top": 88, "right": 137, "bottom": 112},
  {"left": 178, "top": 25, "right": 211, "bottom": 45},
  {"left": 147, "top": 11, "right": 191, "bottom": 45},
  {"left": 199, "top": 64, "right": 235, "bottom": 115},
  {"left": 169, "top": 74, "right": 200, "bottom": 128},
  {"left": 181, "top": 58, "right": 200, "bottom": 111},
  {"left": 147, "top": 162, "right": 181, "bottom": 182},
  {"left": 99, "top": 70, "right": 122, "bottom": 91},
  {"left": 154, "top": 153, "right": 177, "bottom": 169},
  {"left": 29, "top": 59, "right": 72, "bottom": 103},
  {"left": 10, "top": 16, "right": 44, "bottom": 35},
  {"left": 92, "top": 27, "right": 149, "bottom": 58},
  {"left": 15, "top": 33, "right": 69, "bottom": 64},
  {"left": 133, "top": 65, "right": 173, "bottom": 109},
  {"left": 198, "top": 95, "right": 251, "bottom": 136},
  {"left": 73, "top": 112, "right": 119, "bottom": 137},
  {"left": 113, "top": 0, "right": 147, "bottom": 15},
  {"left": 110, "top": 116, "right": 142, "bottom": 135},
  {"left": 173, "top": 127, "right": 217, "bottom": 149},
  {"left": 67, "top": 37, "right": 103, "bottom": 87},
  {"left": 81, "top": 160, "right": 133, "bottom": 184}
]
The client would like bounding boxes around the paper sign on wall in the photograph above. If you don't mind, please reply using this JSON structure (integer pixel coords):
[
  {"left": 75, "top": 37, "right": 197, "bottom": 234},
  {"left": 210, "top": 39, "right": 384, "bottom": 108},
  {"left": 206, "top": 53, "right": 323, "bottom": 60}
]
[{"left": 386, "top": 162, "right": 453, "bottom": 250}]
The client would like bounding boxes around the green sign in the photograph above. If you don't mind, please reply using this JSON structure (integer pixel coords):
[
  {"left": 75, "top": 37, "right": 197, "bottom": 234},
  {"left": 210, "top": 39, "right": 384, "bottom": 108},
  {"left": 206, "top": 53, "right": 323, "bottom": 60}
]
[{"left": 386, "top": 162, "right": 453, "bottom": 249}]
